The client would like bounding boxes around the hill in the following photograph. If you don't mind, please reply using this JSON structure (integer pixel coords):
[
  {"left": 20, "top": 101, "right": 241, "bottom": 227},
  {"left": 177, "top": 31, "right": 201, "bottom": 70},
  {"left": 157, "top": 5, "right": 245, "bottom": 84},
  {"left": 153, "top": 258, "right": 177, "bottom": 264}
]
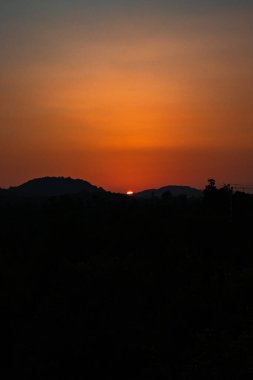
[
  {"left": 135, "top": 185, "right": 202, "bottom": 199},
  {"left": 4, "top": 176, "right": 105, "bottom": 197}
]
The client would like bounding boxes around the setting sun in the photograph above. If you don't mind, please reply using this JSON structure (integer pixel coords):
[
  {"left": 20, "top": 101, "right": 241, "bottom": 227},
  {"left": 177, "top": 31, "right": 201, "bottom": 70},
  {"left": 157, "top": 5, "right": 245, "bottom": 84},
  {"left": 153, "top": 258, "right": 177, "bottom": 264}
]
[
  {"left": 0, "top": 1, "right": 253, "bottom": 193},
  {"left": 127, "top": 191, "right": 134, "bottom": 196}
]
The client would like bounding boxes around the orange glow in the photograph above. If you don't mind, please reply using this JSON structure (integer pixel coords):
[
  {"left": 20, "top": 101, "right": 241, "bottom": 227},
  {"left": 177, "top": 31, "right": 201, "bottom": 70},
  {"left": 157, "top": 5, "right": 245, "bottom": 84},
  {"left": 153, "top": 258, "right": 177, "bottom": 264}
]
[
  {"left": 127, "top": 191, "right": 134, "bottom": 196},
  {"left": 0, "top": 5, "right": 253, "bottom": 191}
]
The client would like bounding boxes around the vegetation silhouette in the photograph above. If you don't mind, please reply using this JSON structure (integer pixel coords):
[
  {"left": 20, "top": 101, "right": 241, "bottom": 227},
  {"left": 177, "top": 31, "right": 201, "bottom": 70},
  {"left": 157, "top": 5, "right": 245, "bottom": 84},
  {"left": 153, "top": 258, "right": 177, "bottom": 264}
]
[{"left": 1, "top": 178, "right": 253, "bottom": 378}]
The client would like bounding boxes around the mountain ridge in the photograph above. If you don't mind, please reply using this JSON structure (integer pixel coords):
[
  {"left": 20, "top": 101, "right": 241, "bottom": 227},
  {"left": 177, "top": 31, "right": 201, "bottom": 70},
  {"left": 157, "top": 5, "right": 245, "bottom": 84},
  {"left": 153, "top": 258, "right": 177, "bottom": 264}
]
[
  {"left": 3, "top": 176, "right": 105, "bottom": 197},
  {"left": 135, "top": 185, "right": 202, "bottom": 199},
  {"left": 1, "top": 177, "right": 202, "bottom": 198}
]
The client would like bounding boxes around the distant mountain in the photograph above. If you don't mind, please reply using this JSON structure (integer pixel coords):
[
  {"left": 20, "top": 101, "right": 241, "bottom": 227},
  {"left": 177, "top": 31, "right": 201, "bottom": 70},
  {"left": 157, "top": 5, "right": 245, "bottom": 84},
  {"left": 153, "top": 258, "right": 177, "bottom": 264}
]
[
  {"left": 135, "top": 185, "right": 202, "bottom": 199},
  {"left": 5, "top": 177, "right": 105, "bottom": 197},
  {"left": 1, "top": 178, "right": 202, "bottom": 199}
]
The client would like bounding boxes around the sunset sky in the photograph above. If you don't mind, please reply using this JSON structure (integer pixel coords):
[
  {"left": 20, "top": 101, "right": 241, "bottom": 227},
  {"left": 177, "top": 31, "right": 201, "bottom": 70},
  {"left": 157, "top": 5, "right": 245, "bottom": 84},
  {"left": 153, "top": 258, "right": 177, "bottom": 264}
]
[{"left": 1, "top": 0, "right": 253, "bottom": 192}]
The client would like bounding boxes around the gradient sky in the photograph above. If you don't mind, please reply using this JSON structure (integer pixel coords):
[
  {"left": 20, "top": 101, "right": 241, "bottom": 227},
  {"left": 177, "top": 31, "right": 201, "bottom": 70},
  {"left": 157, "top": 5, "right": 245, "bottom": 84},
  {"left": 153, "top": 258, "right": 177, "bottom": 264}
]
[{"left": 1, "top": 0, "right": 253, "bottom": 192}]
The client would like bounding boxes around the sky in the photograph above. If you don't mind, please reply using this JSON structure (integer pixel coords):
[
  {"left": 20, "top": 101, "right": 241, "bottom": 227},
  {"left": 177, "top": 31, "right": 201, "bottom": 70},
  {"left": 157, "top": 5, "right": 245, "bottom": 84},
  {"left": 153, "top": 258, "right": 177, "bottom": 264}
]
[{"left": 1, "top": 0, "right": 253, "bottom": 192}]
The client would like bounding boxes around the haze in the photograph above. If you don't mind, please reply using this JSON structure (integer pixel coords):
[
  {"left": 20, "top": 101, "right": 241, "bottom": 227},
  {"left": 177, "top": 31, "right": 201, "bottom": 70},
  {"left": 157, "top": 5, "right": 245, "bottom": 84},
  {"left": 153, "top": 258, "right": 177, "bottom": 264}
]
[{"left": 1, "top": 1, "right": 253, "bottom": 192}]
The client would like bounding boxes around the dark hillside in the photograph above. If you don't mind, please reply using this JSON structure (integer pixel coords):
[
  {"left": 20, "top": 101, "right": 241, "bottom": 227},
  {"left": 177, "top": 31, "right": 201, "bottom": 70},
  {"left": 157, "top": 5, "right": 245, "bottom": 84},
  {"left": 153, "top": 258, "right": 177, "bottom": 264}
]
[
  {"left": 1, "top": 182, "right": 253, "bottom": 378},
  {"left": 135, "top": 185, "right": 202, "bottom": 199},
  {"left": 5, "top": 176, "right": 104, "bottom": 196}
]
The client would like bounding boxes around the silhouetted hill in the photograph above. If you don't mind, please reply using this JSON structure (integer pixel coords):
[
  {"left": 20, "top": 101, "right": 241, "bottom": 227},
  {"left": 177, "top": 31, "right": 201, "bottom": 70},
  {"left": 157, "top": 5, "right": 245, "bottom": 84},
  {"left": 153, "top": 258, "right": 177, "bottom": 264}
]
[
  {"left": 135, "top": 185, "right": 202, "bottom": 199},
  {"left": 1, "top": 179, "right": 253, "bottom": 378},
  {"left": 5, "top": 177, "right": 105, "bottom": 197}
]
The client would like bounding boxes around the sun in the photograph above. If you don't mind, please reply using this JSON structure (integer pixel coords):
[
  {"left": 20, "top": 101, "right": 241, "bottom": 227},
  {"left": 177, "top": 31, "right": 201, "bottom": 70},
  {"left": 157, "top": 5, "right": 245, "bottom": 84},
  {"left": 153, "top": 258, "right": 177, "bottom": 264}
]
[{"left": 126, "top": 191, "right": 134, "bottom": 196}]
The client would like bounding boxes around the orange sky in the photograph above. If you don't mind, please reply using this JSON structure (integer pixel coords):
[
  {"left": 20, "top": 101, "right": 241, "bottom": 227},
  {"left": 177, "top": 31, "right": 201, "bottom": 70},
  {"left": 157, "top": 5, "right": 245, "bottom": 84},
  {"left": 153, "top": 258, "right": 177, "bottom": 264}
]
[{"left": 1, "top": 2, "right": 253, "bottom": 192}]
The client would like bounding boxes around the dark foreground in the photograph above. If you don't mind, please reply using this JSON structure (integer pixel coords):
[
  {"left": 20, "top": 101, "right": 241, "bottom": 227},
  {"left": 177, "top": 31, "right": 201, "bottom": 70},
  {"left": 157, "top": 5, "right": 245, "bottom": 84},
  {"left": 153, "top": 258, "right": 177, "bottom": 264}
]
[{"left": 1, "top": 186, "right": 253, "bottom": 378}]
